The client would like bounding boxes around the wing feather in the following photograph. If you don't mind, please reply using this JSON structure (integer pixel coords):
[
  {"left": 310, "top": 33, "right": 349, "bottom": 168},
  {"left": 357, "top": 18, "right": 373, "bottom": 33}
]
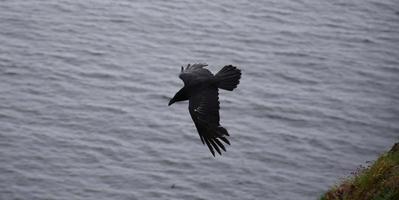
[
  {"left": 189, "top": 87, "right": 230, "bottom": 156},
  {"left": 179, "top": 64, "right": 214, "bottom": 86}
]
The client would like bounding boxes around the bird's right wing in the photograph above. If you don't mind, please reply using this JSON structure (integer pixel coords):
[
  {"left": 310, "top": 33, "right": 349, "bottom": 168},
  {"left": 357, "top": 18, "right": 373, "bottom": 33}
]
[
  {"left": 179, "top": 64, "right": 214, "bottom": 86},
  {"left": 188, "top": 87, "right": 230, "bottom": 156}
]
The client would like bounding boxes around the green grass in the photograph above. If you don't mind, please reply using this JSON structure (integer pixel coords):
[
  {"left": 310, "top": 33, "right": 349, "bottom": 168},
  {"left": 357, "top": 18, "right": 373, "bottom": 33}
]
[{"left": 320, "top": 143, "right": 399, "bottom": 200}]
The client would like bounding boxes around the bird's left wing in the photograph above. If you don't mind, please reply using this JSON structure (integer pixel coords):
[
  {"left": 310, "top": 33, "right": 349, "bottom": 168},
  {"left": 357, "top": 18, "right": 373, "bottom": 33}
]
[
  {"left": 188, "top": 87, "right": 230, "bottom": 156},
  {"left": 179, "top": 64, "right": 213, "bottom": 86}
]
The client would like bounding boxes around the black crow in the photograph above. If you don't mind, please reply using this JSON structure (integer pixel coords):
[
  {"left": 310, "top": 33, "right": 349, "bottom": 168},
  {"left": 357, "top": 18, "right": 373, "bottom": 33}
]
[{"left": 169, "top": 64, "right": 241, "bottom": 156}]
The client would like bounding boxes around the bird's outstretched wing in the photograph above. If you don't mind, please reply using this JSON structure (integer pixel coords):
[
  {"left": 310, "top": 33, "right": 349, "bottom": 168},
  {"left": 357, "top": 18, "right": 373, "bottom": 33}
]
[
  {"left": 179, "top": 64, "right": 214, "bottom": 86},
  {"left": 189, "top": 87, "right": 230, "bottom": 156}
]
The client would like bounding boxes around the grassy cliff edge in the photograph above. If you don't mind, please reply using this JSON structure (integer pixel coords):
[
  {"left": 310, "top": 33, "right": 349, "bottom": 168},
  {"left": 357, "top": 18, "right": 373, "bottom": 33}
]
[{"left": 320, "top": 143, "right": 399, "bottom": 200}]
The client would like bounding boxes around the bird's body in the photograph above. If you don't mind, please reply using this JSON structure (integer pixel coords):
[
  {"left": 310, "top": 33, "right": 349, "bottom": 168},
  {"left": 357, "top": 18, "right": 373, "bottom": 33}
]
[{"left": 169, "top": 64, "right": 241, "bottom": 156}]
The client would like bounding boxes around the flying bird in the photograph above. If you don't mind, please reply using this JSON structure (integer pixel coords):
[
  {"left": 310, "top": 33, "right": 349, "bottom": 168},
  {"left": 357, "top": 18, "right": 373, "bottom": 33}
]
[{"left": 168, "top": 64, "right": 241, "bottom": 156}]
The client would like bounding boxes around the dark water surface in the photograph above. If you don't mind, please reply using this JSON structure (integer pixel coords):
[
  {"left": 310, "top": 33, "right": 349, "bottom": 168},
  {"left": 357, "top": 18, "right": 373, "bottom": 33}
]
[{"left": 1, "top": 1, "right": 398, "bottom": 200}]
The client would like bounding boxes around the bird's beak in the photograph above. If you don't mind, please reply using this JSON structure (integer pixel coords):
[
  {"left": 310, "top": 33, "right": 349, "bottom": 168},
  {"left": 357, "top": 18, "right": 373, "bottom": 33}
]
[{"left": 168, "top": 98, "right": 175, "bottom": 106}]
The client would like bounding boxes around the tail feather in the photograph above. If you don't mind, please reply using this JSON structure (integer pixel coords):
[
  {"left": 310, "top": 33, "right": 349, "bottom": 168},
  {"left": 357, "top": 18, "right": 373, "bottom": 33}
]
[{"left": 215, "top": 65, "right": 241, "bottom": 91}]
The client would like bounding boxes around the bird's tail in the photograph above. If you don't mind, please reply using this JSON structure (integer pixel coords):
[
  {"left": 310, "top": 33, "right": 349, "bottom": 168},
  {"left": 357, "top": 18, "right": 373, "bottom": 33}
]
[{"left": 215, "top": 65, "right": 241, "bottom": 91}]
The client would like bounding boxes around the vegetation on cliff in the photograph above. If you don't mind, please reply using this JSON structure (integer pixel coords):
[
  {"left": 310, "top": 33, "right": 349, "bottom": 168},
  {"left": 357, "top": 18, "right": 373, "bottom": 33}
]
[{"left": 320, "top": 143, "right": 399, "bottom": 200}]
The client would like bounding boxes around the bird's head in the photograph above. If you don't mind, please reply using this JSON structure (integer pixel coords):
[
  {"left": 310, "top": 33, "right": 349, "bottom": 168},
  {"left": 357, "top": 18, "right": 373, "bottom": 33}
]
[{"left": 168, "top": 87, "right": 188, "bottom": 106}]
